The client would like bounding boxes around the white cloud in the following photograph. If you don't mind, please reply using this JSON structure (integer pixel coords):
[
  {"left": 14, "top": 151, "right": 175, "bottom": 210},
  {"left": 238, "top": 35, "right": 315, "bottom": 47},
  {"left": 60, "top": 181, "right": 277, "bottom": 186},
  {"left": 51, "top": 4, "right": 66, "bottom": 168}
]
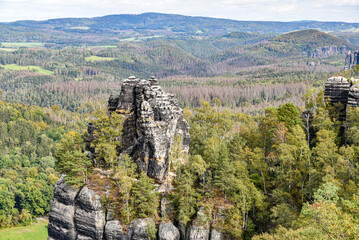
[{"left": 0, "top": 0, "right": 358, "bottom": 22}]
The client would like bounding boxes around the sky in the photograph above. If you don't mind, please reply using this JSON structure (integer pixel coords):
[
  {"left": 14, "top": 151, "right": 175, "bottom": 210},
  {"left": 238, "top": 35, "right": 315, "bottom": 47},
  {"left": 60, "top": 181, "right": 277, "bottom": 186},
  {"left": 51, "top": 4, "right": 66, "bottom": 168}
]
[{"left": 0, "top": 0, "right": 359, "bottom": 23}]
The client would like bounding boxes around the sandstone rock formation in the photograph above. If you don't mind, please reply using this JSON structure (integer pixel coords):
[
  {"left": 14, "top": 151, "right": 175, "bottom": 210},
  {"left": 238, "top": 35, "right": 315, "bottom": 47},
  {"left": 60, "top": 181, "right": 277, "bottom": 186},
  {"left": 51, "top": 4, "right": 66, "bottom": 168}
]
[
  {"left": 348, "top": 79, "right": 359, "bottom": 108},
  {"left": 159, "top": 221, "right": 180, "bottom": 240},
  {"left": 105, "top": 76, "right": 190, "bottom": 181},
  {"left": 310, "top": 45, "right": 347, "bottom": 58},
  {"left": 324, "top": 76, "right": 359, "bottom": 122},
  {"left": 344, "top": 50, "right": 359, "bottom": 70},
  {"left": 48, "top": 77, "right": 227, "bottom": 240},
  {"left": 324, "top": 76, "right": 350, "bottom": 106}
]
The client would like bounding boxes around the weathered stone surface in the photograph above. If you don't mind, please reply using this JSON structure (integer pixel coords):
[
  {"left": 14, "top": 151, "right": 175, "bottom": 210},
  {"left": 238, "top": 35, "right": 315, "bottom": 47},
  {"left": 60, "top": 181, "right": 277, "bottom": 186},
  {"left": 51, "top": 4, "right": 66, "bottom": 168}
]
[
  {"left": 76, "top": 234, "right": 94, "bottom": 240},
  {"left": 324, "top": 76, "right": 350, "bottom": 105},
  {"left": 187, "top": 225, "right": 210, "bottom": 240},
  {"left": 107, "top": 76, "right": 190, "bottom": 181},
  {"left": 77, "top": 187, "right": 103, "bottom": 211},
  {"left": 159, "top": 221, "right": 180, "bottom": 240},
  {"left": 48, "top": 199, "right": 76, "bottom": 230},
  {"left": 161, "top": 197, "right": 174, "bottom": 219},
  {"left": 47, "top": 176, "right": 78, "bottom": 240},
  {"left": 210, "top": 230, "right": 223, "bottom": 240},
  {"left": 348, "top": 82, "right": 359, "bottom": 108},
  {"left": 345, "top": 50, "right": 359, "bottom": 70},
  {"left": 53, "top": 175, "right": 78, "bottom": 205},
  {"left": 187, "top": 206, "right": 211, "bottom": 240},
  {"left": 176, "top": 221, "right": 187, "bottom": 240},
  {"left": 47, "top": 221, "right": 77, "bottom": 240},
  {"left": 75, "top": 208, "right": 106, "bottom": 240},
  {"left": 127, "top": 218, "right": 155, "bottom": 240},
  {"left": 310, "top": 45, "right": 347, "bottom": 58},
  {"left": 104, "top": 220, "right": 126, "bottom": 240}
]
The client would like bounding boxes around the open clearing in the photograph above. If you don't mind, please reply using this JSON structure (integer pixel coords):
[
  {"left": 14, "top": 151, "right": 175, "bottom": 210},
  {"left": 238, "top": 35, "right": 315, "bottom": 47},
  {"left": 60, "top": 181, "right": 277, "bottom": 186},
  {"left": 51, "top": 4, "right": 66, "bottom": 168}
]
[
  {"left": 1, "top": 42, "right": 44, "bottom": 48},
  {"left": 1, "top": 64, "right": 54, "bottom": 75},
  {"left": 85, "top": 56, "right": 115, "bottom": 62},
  {"left": 0, "top": 218, "right": 48, "bottom": 240}
]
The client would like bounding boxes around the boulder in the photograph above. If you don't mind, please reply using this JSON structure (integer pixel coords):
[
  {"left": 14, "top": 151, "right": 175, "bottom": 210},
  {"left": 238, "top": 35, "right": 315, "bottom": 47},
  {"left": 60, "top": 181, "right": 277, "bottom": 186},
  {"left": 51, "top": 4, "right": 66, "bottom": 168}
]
[
  {"left": 77, "top": 187, "right": 103, "bottom": 211},
  {"left": 74, "top": 208, "right": 106, "bottom": 240},
  {"left": 127, "top": 218, "right": 155, "bottom": 240},
  {"left": 53, "top": 175, "right": 79, "bottom": 205},
  {"left": 187, "top": 225, "right": 210, "bottom": 240},
  {"left": 159, "top": 221, "right": 180, "bottom": 240},
  {"left": 210, "top": 229, "right": 223, "bottom": 240},
  {"left": 104, "top": 220, "right": 126, "bottom": 240}
]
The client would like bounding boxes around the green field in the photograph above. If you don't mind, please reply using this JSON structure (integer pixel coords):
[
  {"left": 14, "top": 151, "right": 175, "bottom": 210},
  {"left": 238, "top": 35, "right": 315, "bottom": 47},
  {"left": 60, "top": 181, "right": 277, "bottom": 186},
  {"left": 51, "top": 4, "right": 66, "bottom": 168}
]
[
  {"left": 0, "top": 48, "right": 17, "bottom": 52},
  {"left": 1, "top": 64, "right": 54, "bottom": 75},
  {"left": 119, "top": 35, "right": 164, "bottom": 42},
  {"left": 85, "top": 56, "right": 115, "bottom": 62},
  {"left": 0, "top": 42, "right": 44, "bottom": 48},
  {"left": 0, "top": 219, "right": 48, "bottom": 240}
]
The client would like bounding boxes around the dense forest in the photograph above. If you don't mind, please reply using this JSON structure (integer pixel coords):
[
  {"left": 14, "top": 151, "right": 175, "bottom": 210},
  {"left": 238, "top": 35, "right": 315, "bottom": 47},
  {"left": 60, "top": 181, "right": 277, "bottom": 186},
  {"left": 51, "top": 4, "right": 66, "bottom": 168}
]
[
  {"left": 0, "top": 101, "right": 84, "bottom": 226},
  {"left": 0, "top": 28, "right": 356, "bottom": 114},
  {"left": 0, "top": 12, "right": 359, "bottom": 239}
]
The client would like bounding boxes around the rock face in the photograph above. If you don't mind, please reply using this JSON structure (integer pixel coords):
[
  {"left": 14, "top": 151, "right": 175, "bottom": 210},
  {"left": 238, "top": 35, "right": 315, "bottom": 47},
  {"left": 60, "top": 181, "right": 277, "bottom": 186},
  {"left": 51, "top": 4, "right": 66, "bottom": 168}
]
[
  {"left": 159, "top": 221, "right": 180, "bottom": 240},
  {"left": 187, "top": 226, "right": 210, "bottom": 240},
  {"left": 48, "top": 176, "right": 78, "bottom": 240},
  {"left": 309, "top": 45, "right": 347, "bottom": 58},
  {"left": 104, "top": 220, "right": 126, "bottom": 240},
  {"left": 48, "top": 179, "right": 107, "bottom": 240},
  {"left": 209, "top": 230, "right": 223, "bottom": 240},
  {"left": 106, "top": 76, "right": 190, "bottom": 181},
  {"left": 127, "top": 218, "right": 155, "bottom": 240},
  {"left": 348, "top": 80, "right": 359, "bottom": 108},
  {"left": 48, "top": 178, "right": 159, "bottom": 240},
  {"left": 344, "top": 50, "right": 359, "bottom": 70},
  {"left": 324, "top": 76, "right": 350, "bottom": 106}
]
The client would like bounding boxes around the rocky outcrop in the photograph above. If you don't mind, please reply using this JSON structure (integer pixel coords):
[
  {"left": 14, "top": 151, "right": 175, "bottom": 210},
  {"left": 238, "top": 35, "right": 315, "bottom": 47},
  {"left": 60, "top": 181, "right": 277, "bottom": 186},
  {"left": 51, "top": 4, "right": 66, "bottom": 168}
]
[
  {"left": 104, "top": 220, "right": 126, "bottom": 240},
  {"left": 48, "top": 176, "right": 78, "bottom": 240},
  {"left": 209, "top": 230, "right": 223, "bottom": 240},
  {"left": 344, "top": 50, "right": 359, "bottom": 70},
  {"left": 104, "top": 76, "right": 190, "bottom": 181},
  {"left": 127, "top": 218, "right": 156, "bottom": 240},
  {"left": 324, "top": 76, "right": 350, "bottom": 106},
  {"left": 187, "top": 207, "right": 211, "bottom": 240},
  {"left": 159, "top": 221, "right": 180, "bottom": 240},
  {"left": 309, "top": 45, "right": 347, "bottom": 58},
  {"left": 48, "top": 177, "right": 159, "bottom": 240},
  {"left": 187, "top": 226, "right": 210, "bottom": 240},
  {"left": 348, "top": 79, "right": 359, "bottom": 108},
  {"left": 46, "top": 77, "right": 239, "bottom": 240}
]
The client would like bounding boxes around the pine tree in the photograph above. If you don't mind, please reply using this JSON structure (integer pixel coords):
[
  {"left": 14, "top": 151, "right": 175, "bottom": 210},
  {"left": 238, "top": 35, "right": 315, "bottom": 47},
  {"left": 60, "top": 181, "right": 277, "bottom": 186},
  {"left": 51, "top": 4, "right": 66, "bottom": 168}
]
[{"left": 132, "top": 171, "right": 159, "bottom": 218}]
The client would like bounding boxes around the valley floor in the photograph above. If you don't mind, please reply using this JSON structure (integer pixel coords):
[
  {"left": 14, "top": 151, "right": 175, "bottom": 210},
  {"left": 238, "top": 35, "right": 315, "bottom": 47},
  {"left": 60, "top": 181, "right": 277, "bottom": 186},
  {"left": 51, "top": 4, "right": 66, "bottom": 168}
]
[{"left": 0, "top": 218, "right": 48, "bottom": 240}]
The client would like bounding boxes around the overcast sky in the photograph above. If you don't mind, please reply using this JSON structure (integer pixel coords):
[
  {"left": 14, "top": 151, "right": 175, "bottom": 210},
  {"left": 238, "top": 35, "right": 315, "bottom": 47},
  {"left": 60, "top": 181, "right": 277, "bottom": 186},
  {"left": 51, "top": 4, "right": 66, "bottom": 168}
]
[{"left": 0, "top": 0, "right": 358, "bottom": 23}]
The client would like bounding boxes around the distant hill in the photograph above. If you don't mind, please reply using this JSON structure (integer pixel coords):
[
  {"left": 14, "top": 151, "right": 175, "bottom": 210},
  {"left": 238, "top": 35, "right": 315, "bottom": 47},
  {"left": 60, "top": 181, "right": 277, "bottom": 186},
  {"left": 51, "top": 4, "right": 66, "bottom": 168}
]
[
  {"left": 1, "top": 13, "right": 359, "bottom": 44},
  {"left": 271, "top": 29, "right": 349, "bottom": 48},
  {"left": 250, "top": 29, "right": 353, "bottom": 57}
]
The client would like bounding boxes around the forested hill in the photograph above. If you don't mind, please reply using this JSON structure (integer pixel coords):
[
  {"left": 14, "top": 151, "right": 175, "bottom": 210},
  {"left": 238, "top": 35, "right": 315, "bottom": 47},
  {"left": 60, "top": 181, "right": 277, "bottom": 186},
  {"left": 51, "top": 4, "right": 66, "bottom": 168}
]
[{"left": 1, "top": 12, "right": 359, "bottom": 44}]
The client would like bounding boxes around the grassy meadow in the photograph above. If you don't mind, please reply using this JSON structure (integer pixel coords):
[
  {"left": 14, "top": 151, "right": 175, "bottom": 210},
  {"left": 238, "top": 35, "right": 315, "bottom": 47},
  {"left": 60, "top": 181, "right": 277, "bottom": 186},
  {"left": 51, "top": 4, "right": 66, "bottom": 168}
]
[
  {"left": 0, "top": 219, "right": 48, "bottom": 240},
  {"left": 0, "top": 42, "right": 44, "bottom": 48},
  {"left": 1, "top": 64, "right": 54, "bottom": 75},
  {"left": 85, "top": 56, "right": 115, "bottom": 62}
]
